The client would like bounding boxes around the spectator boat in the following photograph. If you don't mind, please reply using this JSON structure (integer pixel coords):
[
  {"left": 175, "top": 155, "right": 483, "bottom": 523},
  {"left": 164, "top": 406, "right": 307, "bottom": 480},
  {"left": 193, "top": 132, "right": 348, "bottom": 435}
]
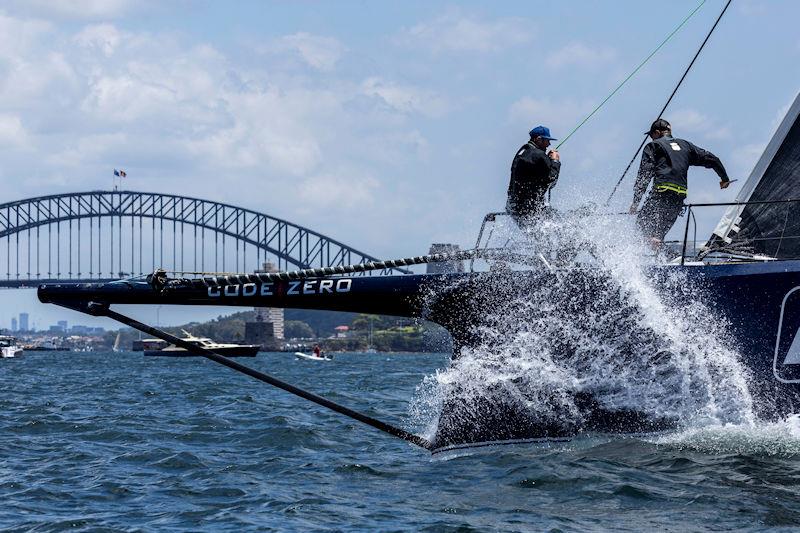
[
  {"left": 0, "top": 336, "right": 23, "bottom": 358},
  {"left": 144, "top": 330, "right": 259, "bottom": 357}
]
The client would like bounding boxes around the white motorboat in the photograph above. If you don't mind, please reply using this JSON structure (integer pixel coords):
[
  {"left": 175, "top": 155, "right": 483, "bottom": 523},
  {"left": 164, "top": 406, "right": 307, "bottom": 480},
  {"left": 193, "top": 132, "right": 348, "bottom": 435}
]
[
  {"left": 0, "top": 336, "right": 23, "bottom": 358},
  {"left": 144, "top": 330, "right": 260, "bottom": 357},
  {"left": 295, "top": 351, "right": 333, "bottom": 361}
]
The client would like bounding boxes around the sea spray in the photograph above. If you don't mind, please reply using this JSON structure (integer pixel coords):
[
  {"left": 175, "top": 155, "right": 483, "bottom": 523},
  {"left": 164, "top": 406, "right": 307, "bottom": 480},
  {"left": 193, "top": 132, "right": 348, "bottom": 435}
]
[
  {"left": 651, "top": 415, "right": 800, "bottom": 457},
  {"left": 410, "top": 207, "right": 755, "bottom": 444}
]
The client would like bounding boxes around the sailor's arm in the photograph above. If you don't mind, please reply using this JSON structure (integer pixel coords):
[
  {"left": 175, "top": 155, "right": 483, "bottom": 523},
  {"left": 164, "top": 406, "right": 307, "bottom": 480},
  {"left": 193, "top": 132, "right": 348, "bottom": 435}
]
[
  {"left": 630, "top": 143, "right": 655, "bottom": 212},
  {"left": 547, "top": 157, "right": 561, "bottom": 186},
  {"left": 689, "top": 142, "right": 730, "bottom": 188}
]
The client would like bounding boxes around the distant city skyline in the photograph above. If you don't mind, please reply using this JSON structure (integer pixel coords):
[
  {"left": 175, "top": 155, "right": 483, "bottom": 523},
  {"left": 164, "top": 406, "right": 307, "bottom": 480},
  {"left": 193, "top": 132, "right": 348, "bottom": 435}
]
[{"left": 4, "top": 310, "right": 106, "bottom": 334}]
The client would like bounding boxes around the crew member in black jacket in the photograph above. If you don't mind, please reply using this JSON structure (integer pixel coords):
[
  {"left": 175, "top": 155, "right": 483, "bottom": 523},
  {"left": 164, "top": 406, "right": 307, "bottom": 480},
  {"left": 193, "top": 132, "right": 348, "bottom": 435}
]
[
  {"left": 506, "top": 125, "right": 561, "bottom": 227},
  {"left": 630, "top": 119, "right": 730, "bottom": 246}
]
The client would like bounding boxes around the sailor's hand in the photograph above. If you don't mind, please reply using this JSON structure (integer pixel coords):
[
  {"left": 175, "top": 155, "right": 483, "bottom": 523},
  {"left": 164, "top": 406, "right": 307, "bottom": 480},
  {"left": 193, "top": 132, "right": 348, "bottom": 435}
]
[
  {"left": 720, "top": 180, "right": 730, "bottom": 189},
  {"left": 548, "top": 150, "right": 560, "bottom": 161},
  {"left": 628, "top": 204, "right": 637, "bottom": 215}
]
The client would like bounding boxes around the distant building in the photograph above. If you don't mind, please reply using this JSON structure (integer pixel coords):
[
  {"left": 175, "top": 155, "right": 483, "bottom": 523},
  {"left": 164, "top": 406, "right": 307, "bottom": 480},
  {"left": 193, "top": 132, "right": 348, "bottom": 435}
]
[
  {"left": 334, "top": 325, "right": 350, "bottom": 338},
  {"left": 426, "top": 243, "right": 465, "bottom": 274},
  {"left": 244, "top": 321, "right": 277, "bottom": 351},
  {"left": 242, "top": 261, "right": 285, "bottom": 350},
  {"left": 252, "top": 262, "right": 284, "bottom": 339},
  {"left": 11, "top": 318, "right": 17, "bottom": 332},
  {"left": 57, "top": 320, "right": 68, "bottom": 332},
  {"left": 19, "top": 313, "right": 29, "bottom": 332}
]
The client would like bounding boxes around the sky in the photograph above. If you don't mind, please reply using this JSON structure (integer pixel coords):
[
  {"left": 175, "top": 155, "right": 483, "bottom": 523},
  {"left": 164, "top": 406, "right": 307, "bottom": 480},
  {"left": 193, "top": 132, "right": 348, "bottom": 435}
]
[{"left": 1, "top": 0, "right": 799, "bottom": 330}]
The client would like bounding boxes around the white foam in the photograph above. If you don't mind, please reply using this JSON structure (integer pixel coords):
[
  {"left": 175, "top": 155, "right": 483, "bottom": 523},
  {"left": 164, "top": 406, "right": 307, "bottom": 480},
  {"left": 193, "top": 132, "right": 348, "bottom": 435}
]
[
  {"left": 410, "top": 204, "right": 755, "bottom": 438},
  {"left": 652, "top": 415, "right": 800, "bottom": 457}
]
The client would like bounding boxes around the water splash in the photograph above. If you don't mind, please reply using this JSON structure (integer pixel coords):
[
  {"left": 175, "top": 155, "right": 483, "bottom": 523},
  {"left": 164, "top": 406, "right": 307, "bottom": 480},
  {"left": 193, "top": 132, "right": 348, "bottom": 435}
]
[
  {"left": 652, "top": 415, "right": 800, "bottom": 457},
  {"left": 411, "top": 206, "right": 755, "bottom": 442}
]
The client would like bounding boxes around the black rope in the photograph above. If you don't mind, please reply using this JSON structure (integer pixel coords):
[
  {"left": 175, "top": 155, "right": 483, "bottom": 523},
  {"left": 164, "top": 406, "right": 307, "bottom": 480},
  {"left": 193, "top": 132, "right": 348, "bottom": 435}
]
[
  {"left": 151, "top": 248, "right": 543, "bottom": 291},
  {"left": 69, "top": 303, "right": 432, "bottom": 450},
  {"left": 605, "top": 0, "right": 733, "bottom": 206}
]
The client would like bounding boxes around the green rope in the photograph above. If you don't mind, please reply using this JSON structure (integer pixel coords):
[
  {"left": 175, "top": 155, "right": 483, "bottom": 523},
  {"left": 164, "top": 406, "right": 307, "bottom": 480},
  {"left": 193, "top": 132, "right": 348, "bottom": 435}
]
[{"left": 554, "top": 0, "right": 707, "bottom": 150}]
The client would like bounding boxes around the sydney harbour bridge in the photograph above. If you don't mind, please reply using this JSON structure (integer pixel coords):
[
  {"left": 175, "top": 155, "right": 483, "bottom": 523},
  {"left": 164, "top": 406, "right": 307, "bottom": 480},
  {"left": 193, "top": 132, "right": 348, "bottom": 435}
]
[{"left": 0, "top": 191, "right": 408, "bottom": 289}]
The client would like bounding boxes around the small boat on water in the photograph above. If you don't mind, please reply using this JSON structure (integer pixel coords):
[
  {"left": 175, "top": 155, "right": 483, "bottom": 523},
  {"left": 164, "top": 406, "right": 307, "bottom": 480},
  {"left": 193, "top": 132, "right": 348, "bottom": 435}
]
[
  {"left": 23, "top": 339, "right": 61, "bottom": 351},
  {"left": 0, "top": 336, "right": 23, "bottom": 358},
  {"left": 295, "top": 351, "right": 333, "bottom": 361},
  {"left": 144, "top": 330, "right": 260, "bottom": 357}
]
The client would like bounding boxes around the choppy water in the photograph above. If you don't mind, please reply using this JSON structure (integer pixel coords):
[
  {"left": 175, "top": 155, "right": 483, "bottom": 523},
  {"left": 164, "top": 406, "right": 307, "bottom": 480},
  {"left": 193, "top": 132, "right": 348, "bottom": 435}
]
[{"left": 3, "top": 351, "right": 800, "bottom": 531}]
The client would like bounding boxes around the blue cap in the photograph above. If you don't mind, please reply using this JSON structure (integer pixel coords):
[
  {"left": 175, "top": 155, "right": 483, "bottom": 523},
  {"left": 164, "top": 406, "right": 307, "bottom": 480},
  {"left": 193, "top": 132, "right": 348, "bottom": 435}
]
[{"left": 529, "top": 125, "right": 557, "bottom": 140}]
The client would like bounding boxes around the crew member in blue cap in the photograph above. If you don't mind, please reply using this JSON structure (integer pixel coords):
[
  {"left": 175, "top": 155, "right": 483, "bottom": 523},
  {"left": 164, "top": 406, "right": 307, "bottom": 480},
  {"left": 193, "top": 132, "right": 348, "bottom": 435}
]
[
  {"left": 630, "top": 118, "right": 730, "bottom": 248},
  {"left": 506, "top": 125, "right": 561, "bottom": 227}
]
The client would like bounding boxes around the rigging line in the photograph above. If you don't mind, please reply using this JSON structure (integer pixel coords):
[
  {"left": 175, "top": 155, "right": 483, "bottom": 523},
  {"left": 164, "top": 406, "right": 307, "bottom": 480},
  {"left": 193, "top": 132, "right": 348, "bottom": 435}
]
[
  {"left": 605, "top": 0, "right": 733, "bottom": 206},
  {"left": 147, "top": 247, "right": 548, "bottom": 291},
  {"left": 66, "top": 303, "right": 432, "bottom": 450},
  {"left": 554, "top": 0, "right": 707, "bottom": 151}
]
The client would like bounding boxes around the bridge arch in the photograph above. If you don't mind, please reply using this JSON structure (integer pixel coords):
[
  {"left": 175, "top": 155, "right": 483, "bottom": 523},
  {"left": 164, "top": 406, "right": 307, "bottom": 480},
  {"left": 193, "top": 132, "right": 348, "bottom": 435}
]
[{"left": 0, "top": 190, "right": 408, "bottom": 287}]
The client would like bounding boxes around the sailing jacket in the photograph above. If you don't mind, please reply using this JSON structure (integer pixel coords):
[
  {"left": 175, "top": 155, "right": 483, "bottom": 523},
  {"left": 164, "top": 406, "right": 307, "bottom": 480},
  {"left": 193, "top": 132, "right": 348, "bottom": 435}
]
[
  {"left": 506, "top": 141, "right": 561, "bottom": 216},
  {"left": 633, "top": 135, "right": 729, "bottom": 207}
]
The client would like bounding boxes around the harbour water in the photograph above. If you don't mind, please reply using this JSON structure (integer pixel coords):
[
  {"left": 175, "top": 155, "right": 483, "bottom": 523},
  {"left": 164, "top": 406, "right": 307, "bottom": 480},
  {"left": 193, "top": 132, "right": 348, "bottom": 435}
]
[{"left": 3, "top": 350, "right": 800, "bottom": 531}]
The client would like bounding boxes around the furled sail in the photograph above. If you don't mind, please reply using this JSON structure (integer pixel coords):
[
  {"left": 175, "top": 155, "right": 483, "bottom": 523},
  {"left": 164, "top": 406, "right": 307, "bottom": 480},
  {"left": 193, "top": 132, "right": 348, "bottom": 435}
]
[{"left": 707, "top": 93, "right": 800, "bottom": 258}]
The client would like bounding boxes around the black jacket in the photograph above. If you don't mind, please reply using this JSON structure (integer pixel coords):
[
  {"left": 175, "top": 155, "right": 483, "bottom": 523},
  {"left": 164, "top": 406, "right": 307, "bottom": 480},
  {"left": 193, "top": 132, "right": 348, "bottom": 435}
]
[
  {"left": 633, "top": 135, "right": 729, "bottom": 206},
  {"left": 506, "top": 141, "right": 560, "bottom": 216}
]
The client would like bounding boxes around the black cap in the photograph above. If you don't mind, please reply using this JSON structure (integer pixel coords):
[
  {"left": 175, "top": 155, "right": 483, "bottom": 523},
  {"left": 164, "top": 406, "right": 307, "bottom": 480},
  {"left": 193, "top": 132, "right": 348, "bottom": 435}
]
[{"left": 645, "top": 118, "right": 671, "bottom": 134}]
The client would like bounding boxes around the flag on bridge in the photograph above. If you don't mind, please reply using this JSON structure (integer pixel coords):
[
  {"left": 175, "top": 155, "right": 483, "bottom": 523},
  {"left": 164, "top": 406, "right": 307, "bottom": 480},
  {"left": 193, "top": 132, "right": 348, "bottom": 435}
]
[{"left": 114, "top": 169, "right": 127, "bottom": 177}]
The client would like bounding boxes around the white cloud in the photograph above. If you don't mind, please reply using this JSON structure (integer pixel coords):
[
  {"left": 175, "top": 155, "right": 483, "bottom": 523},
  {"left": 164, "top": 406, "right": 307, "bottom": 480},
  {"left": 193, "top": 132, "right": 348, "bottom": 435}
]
[
  {"left": 266, "top": 32, "right": 346, "bottom": 71},
  {"left": 546, "top": 41, "right": 616, "bottom": 69},
  {"left": 0, "top": 15, "right": 78, "bottom": 108},
  {"left": 668, "top": 108, "right": 731, "bottom": 140},
  {"left": 0, "top": 10, "right": 481, "bottom": 262},
  {"left": 82, "top": 74, "right": 178, "bottom": 122},
  {"left": 6, "top": 0, "right": 139, "bottom": 20},
  {"left": 44, "top": 132, "right": 127, "bottom": 169},
  {"left": 298, "top": 171, "right": 379, "bottom": 211},
  {"left": 74, "top": 24, "right": 124, "bottom": 57},
  {"left": 0, "top": 13, "right": 52, "bottom": 59},
  {"left": 0, "top": 13, "right": 441, "bottom": 198},
  {"left": 0, "top": 114, "right": 29, "bottom": 148},
  {"left": 360, "top": 77, "right": 448, "bottom": 117},
  {"left": 398, "top": 11, "right": 533, "bottom": 53}
]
